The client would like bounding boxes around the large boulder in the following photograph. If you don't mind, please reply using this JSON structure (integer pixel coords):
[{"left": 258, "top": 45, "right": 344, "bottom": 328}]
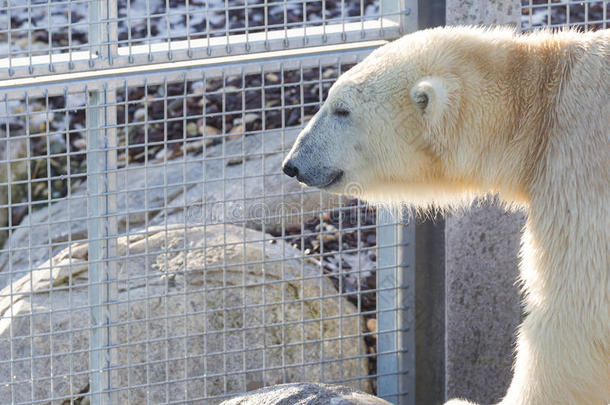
[
  {"left": 147, "top": 127, "right": 340, "bottom": 232},
  {"left": 0, "top": 224, "right": 371, "bottom": 403},
  {"left": 221, "top": 383, "right": 392, "bottom": 405},
  {"left": 0, "top": 128, "right": 339, "bottom": 289}
]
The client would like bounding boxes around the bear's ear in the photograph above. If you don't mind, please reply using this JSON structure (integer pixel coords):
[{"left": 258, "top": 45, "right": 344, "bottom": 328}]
[{"left": 410, "top": 76, "right": 458, "bottom": 125}]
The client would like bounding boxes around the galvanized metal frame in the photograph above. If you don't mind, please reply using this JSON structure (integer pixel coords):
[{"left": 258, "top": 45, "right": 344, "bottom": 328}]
[
  {"left": 86, "top": 86, "right": 119, "bottom": 405},
  {"left": 0, "top": 40, "right": 388, "bottom": 99},
  {"left": 87, "top": 3, "right": 119, "bottom": 403}
]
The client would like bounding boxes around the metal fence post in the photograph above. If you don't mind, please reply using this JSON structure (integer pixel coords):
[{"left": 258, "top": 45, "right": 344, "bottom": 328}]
[
  {"left": 87, "top": 85, "right": 118, "bottom": 405},
  {"left": 375, "top": 1, "right": 418, "bottom": 404},
  {"left": 381, "top": 0, "right": 418, "bottom": 35},
  {"left": 89, "top": 0, "right": 118, "bottom": 66},
  {"left": 377, "top": 207, "right": 416, "bottom": 405},
  {"left": 88, "top": 1, "right": 118, "bottom": 403}
]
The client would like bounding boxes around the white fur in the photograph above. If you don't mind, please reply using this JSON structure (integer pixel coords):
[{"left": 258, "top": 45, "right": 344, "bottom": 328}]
[{"left": 286, "top": 26, "right": 609, "bottom": 405}]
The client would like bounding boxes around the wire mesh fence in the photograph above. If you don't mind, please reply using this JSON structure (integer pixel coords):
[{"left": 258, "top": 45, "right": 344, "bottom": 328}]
[
  {"left": 0, "top": 0, "right": 413, "bottom": 78},
  {"left": 1, "top": 0, "right": 416, "bottom": 403},
  {"left": 521, "top": 0, "right": 608, "bottom": 31},
  {"left": 1, "top": 53, "right": 416, "bottom": 405}
]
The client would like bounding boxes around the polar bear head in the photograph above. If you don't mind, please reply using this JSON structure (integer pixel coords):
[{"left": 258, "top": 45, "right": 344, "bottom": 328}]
[{"left": 282, "top": 27, "right": 531, "bottom": 207}]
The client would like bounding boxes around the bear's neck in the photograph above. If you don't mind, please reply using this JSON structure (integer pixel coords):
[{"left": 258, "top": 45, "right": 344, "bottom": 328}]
[
  {"left": 449, "top": 33, "right": 581, "bottom": 203},
  {"left": 523, "top": 182, "right": 607, "bottom": 315},
  {"left": 521, "top": 124, "right": 608, "bottom": 317},
  {"left": 518, "top": 30, "right": 608, "bottom": 314}
]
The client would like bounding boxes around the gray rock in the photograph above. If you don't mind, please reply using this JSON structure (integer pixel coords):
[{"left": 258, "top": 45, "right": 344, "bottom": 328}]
[
  {"left": 0, "top": 186, "right": 89, "bottom": 289},
  {"left": 220, "top": 383, "right": 392, "bottom": 405},
  {"left": 0, "top": 127, "right": 339, "bottom": 289},
  {"left": 0, "top": 224, "right": 371, "bottom": 403}
]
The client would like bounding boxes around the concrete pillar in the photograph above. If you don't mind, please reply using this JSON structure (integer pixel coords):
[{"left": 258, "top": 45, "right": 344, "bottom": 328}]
[
  {"left": 446, "top": 0, "right": 521, "bottom": 27},
  {"left": 445, "top": 203, "right": 524, "bottom": 403},
  {"left": 444, "top": 1, "right": 523, "bottom": 403}
]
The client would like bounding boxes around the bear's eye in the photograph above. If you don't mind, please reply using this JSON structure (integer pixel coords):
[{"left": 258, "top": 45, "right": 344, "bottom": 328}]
[{"left": 334, "top": 108, "right": 350, "bottom": 117}]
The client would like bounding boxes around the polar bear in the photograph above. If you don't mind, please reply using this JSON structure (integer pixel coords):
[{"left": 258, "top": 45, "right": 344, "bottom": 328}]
[{"left": 282, "top": 27, "right": 609, "bottom": 405}]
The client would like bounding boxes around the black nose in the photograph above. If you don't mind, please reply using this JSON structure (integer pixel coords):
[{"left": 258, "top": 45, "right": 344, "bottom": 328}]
[{"left": 282, "top": 161, "right": 299, "bottom": 178}]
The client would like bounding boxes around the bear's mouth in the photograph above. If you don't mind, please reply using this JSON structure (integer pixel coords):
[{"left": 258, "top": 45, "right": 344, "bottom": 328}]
[
  {"left": 315, "top": 169, "right": 344, "bottom": 189},
  {"left": 291, "top": 166, "right": 344, "bottom": 189}
]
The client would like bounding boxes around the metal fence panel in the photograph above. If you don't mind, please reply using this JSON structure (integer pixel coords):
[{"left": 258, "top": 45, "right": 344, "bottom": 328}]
[
  {"left": 521, "top": 0, "right": 608, "bottom": 31},
  {"left": 0, "top": 0, "right": 417, "bottom": 400},
  {"left": 1, "top": 0, "right": 414, "bottom": 79}
]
